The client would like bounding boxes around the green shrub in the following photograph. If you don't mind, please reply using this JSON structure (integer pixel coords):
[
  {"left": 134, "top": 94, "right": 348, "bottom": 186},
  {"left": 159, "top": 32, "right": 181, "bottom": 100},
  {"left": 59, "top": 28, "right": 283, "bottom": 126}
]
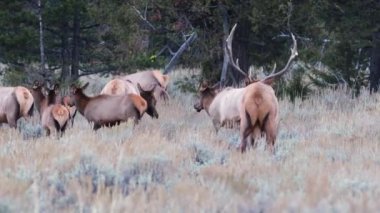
[{"left": 2, "top": 67, "right": 29, "bottom": 86}]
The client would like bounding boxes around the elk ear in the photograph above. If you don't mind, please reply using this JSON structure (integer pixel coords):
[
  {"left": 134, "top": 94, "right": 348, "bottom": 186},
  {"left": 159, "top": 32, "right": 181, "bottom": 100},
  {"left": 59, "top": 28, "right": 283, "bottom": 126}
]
[
  {"left": 162, "top": 75, "right": 170, "bottom": 88},
  {"left": 32, "top": 80, "right": 40, "bottom": 89},
  {"left": 53, "top": 83, "right": 60, "bottom": 94},
  {"left": 262, "top": 77, "right": 274, "bottom": 85},
  {"left": 244, "top": 78, "right": 251, "bottom": 86},
  {"left": 41, "top": 87, "right": 48, "bottom": 96},
  {"left": 199, "top": 81, "right": 209, "bottom": 92},
  {"left": 81, "top": 82, "right": 89, "bottom": 90}
]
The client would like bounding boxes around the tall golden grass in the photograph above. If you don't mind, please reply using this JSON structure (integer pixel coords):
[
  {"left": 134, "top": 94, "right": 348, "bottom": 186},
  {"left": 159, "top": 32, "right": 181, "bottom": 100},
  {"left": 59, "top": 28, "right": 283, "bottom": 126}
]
[{"left": 0, "top": 69, "right": 379, "bottom": 212}]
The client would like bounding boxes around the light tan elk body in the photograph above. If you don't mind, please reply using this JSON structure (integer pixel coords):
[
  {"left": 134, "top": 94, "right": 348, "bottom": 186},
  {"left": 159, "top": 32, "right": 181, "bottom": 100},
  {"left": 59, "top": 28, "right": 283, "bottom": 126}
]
[
  {"left": 239, "top": 82, "right": 279, "bottom": 152},
  {"left": 118, "top": 70, "right": 170, "bottom": 101},
  {"left": 31, "top": 81, "right": 70, "bottom": 136},
  {"left": 101, "top": 79, "right": 139, "bottom": 96},
  {"left": 70, "top": 83, "right": 157, "bottom": 130},
  {"left": 194, "top": 83, "right": 244, "bottom": 132},
  {"left": 0, "top": 86, "right": 34, "bottom": 128}
]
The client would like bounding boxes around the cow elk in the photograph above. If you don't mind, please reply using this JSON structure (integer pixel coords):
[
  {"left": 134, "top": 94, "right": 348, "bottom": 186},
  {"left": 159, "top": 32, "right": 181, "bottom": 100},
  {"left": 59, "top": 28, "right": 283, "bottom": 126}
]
[
  {"left": 48, "top": 82, "right": 77, "bottom": 127},
  {"left": 226, "top": 23, "right": 298, "bottom": 153},
  {"left": 70, "top": 82, "right": 156, "bottom": 130},
  {"left": 101, "top": 79, "right": 159, "bottom": 119},
  {"left": 0, "top": 85, "right": 34, "bottom": 128},
  {"left": 117, "top": 70, "right": 170, "bottom": 101},
  {"left": 194, "top": 82, "right": 244, "bottom": 132},
  {"left": 31, "top": 80, "right": 70, "bottom": 137}
]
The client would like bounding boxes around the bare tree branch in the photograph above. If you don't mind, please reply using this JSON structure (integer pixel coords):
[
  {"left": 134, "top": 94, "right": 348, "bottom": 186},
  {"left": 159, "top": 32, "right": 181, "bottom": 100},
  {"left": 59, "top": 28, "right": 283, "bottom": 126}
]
[
  {"left": 78, "top": 65, "right": 116, "bottom": 77},
  {"left": 156, "top": 45, "right": 176, "bottom": 56},
  {"left": 163, "top": 32, "right": 197, "bottom": 74},
  {"left": 132, "top": 5, "right": 156, "bottom": 31}
]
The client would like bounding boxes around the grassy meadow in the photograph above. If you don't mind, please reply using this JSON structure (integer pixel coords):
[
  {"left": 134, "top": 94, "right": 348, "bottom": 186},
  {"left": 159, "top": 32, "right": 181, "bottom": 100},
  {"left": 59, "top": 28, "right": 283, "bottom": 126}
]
[{"left": 0, "top": 69, "right": 380, "bottom": 212}]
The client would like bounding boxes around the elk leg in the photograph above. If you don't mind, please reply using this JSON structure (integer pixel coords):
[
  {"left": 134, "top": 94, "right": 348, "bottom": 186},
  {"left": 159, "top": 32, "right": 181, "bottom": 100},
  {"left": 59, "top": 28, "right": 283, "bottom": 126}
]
[
  {"left": 212, "top": 119, "right": 221, "bottom": 134},
  {"left": 60, "top": 122, "right": 68, "bottom": 137},
  {"left": 251, "top": 126, "right": 261, "bottom": 149},
  {"left": 45, "top": 127, "right": 51, "bottom": 136},
  {"left": 132, "top": 117, "right": 140, "bottom": 127},
  {"left": 6, "top": 113, "right": 17, "bottom": 129},
  {"left": 93, "top": 123, "right": 101, "bottom": 131},
  {"left": 264, "top": 116, "right": 277, "bottom": 154}
]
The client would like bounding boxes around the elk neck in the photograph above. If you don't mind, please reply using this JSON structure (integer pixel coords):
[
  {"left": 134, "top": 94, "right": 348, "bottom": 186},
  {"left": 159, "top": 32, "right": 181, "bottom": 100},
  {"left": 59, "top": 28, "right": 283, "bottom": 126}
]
[
  {"left": 73, "top": 90, "right": 91, "bottom": 115},
  {"left": 30, "top": 88, "right": 47, "bottom": 114},
  {"left": 47, "top": 91, "right": 57, "bottom": 105},
  {"left": 202, "top": 90, "right": 217, "bottom": 115}
]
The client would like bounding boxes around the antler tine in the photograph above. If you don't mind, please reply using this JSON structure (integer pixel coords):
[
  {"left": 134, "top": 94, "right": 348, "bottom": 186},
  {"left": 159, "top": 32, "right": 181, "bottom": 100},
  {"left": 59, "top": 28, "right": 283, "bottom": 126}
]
[
  {"left": 269, "top": 63, "right": 277, "bottom": 75},
  {"left": 225, "top": 23, "right": 248, "bottom": 78},
  {"left": 262, "top": 32, "right": 298, "bottom": 81}
]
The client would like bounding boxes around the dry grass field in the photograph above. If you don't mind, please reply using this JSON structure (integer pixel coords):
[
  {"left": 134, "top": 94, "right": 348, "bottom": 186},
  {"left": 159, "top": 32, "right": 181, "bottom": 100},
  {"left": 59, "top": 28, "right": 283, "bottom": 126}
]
[{"left": 1, "top": 70, "right": 380, "bottom": 212}]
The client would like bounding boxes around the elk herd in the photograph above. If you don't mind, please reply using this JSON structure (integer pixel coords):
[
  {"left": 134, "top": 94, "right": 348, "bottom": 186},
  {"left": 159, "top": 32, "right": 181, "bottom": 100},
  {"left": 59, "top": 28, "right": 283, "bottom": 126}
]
[{"left": 0, "top": 24, "right": 298, "bottom": 153}]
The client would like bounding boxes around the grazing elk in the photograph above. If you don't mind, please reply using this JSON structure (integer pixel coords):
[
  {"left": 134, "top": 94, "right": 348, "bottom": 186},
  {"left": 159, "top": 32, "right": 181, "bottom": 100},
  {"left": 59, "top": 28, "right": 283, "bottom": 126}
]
[
  {"left": 30, "top": 81, "right": 70, "bottom": 136},
  {"left": 70, "top": 83, "right": 157, "bottom": 130},
  {"left": 101, "top": 79, "right": 159, "bottom": 119},
  {"left": 0, "top": 85, "right": 34, "bottom": 128},
  {"left": 117, "top": 70, "right": 170, "bottom": 101},
  {"left": 225, "top": 24, "right": 298, "bottom": 153}
]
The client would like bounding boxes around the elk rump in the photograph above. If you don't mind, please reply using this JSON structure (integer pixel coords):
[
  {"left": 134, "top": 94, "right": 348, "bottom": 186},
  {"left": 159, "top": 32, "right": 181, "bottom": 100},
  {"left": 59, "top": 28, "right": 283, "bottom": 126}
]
[{"left": 0, "top": 86, "right": 34, "bottom": 128}]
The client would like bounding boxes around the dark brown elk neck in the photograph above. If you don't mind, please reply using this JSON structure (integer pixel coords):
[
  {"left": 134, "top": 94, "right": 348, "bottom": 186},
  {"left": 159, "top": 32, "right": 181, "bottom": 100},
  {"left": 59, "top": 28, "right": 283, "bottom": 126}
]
[
  {"left": 47, "top": 91, "right": 58, "bottom": 105},
  {"left": 73, "top": 90, "right": 91, "bottom": 115},
  {"left": 203, "top": 91, "right": 217, "bottom": 114},
  {"left": 30, "top": 87, "right": 47, "bottom": 114}
]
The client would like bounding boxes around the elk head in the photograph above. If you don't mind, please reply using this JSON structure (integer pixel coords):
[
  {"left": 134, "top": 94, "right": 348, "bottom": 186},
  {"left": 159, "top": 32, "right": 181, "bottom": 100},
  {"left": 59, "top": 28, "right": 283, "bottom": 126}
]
[
  {"left": 137, "top": 83, "right": 159, "bottom": 119},
  {"left": 193, "top": 81, "right": 219, "bottom": 113},
  {"left": 70, "top": 82, "right": 89, "bottom": 97},
  {"left": 45, "top": 82, "right": 61, "bottom": 104},
  {"left": 32, "top": 80, "right": 43, "bottom": 90},
  {"left": 226, "top": 23, "right": 298, "bottom": 85}
]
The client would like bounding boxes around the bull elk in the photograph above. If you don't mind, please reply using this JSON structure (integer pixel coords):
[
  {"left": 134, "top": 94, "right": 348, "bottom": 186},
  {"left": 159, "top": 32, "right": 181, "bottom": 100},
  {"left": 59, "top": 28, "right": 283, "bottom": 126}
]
[
  {"left": 30, "top": 81, "right": 70, "bottom": 136},
  {"left": 117, "top": 70, "right": 170, "bottom": 101},
  {"left": 194, "top": 24, "right": 297, "bottom": 153},
  {"left": 70, "top": 82, "right": 156, "bottom": 130},
  {"left": 0, "top": 85, "right": 34, "bottom": 128},
  {"left": 226, "top": 24, "right": 298, "bottom": 153}
]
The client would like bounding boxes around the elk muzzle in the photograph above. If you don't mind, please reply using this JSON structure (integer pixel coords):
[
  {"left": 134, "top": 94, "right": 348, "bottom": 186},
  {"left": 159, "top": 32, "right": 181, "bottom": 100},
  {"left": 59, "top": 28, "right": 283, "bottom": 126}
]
[{"left": 193, "top": 102, "right": 203, "bottom": 112}]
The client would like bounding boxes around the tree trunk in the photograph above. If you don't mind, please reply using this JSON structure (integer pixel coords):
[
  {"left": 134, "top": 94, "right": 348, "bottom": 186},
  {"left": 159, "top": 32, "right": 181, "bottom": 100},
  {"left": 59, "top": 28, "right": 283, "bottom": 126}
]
[
  {"left": 230, "top": 19, "right": 250, "bottom": 84},
  {"left": 370, "top": 31, "right": 380, "bottom": 93},
  {"left": 219, "top": 3, "right": 230, "bottom": 87},
  {"left": 60, "top": 20, "right": 70, "bottom": 83},
  {"left": 38, "top": 0, "right": 47, "bottom": 79},
  {"left": 71, "top": 6, "right": 80, "bottom": 81}
]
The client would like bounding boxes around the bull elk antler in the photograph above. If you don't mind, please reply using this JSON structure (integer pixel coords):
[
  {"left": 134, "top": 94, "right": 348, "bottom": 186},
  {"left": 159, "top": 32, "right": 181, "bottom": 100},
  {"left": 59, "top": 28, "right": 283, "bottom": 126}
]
[{"left": 226, "top": 23, "right": 298, "bottom": 84}]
